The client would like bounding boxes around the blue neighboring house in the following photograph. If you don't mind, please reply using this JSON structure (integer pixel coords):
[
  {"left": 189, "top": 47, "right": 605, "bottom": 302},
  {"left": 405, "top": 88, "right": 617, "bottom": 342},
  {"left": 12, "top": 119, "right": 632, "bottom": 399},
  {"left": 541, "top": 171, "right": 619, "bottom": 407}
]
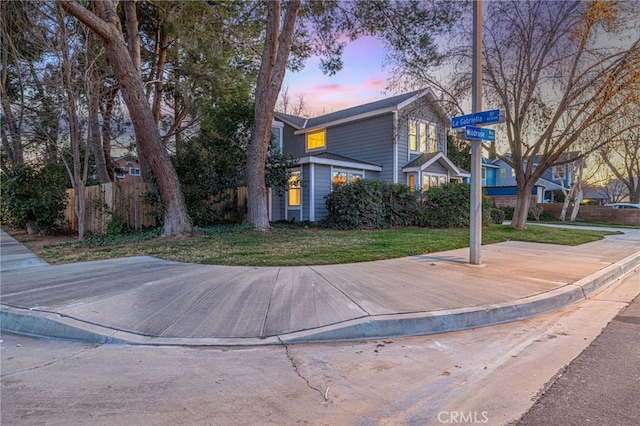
[
  {"left": 482, "top": 152, "right": 580, "bottom": 206},
  {"left": 269, "top": 89, "right": 469, "bottom": 222}
]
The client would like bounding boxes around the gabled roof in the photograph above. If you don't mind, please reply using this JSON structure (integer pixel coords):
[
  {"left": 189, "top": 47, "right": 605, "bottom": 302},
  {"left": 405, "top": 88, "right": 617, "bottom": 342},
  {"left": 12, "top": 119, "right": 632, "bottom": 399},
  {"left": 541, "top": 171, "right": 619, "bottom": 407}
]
[
  {"left": 402, "top": 152, "right": 470, "bottom": 178},
  {"left": 275, "top": 112, "right": 307, "bottom": 129},
  {"left": 274, "top": 89, "right": 447, "bottom": 133},
  {"left": 536, "top": 178, "right": 566, "bottom": 191},
  {"left": 582, "top": 185, "right": 608, "bottom": 200},
  {"left": 112, "top": 154, "right": 138, "bottom": 162},
  {"left": 403, "top": 152, "right": 440, "bottom": 168}
]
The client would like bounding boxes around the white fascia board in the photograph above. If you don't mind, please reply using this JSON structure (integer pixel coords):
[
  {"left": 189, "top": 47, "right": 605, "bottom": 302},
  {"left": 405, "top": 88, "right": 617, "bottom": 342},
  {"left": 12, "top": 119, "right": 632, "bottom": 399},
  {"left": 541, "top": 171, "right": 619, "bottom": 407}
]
[
  {"left": 293, "top": 107, "right": 397, "bottom": 135},
  {"left": 297, "top": 156, "right": 382, "bottom": 171},
  {"left": 273, "top": 114, "right": 302, "bottom": 130},
  {"left": 402, "top": 152, "right": 468, "bottom": 177}
]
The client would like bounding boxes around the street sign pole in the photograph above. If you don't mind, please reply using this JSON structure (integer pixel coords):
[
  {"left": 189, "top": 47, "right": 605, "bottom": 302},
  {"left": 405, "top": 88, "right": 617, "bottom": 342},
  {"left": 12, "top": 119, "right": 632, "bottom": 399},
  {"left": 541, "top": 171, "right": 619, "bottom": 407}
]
[{"left": 470, "top": 0, "right": 482, "bottom": 265}]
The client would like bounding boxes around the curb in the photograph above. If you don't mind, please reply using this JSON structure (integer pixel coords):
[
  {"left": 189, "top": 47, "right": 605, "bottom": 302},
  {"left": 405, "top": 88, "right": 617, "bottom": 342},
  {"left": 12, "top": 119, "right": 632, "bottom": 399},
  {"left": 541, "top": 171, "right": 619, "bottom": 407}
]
[{"left": 2, "top": 251, "right": 639, "bottom": 346}]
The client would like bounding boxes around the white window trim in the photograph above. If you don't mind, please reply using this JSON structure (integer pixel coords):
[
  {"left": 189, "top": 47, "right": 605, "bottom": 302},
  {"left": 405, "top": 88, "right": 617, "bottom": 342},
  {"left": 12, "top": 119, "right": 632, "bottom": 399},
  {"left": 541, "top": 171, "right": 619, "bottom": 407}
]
[
  {"left": 271, "top": 122, "right": 284, "bottom": 152},
  {"left": 331, "top": 167, "right": 365, "bottom": 191},
  {"left": 309, "top": 164, "right": 315, "bottom": 222},
  {"left": 286, "top": 169, "right": 302, "bottom": 212},
  {"left": 407, "top": 173, "right": 418, "bottom": 190},
  {"left": 305, "top": 129, "right": 326, "bottom": 153},
  {"left": 408, "top": 118, "right": 438, "bottom": 154},
  {"left": 421, "top": 172, "right": 449, "bottom": 190}
]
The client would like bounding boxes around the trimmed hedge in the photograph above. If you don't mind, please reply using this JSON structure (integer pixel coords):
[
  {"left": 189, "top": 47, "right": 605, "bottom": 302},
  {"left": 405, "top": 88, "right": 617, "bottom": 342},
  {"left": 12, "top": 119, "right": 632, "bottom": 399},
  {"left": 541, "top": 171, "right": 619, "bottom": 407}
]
[
  {"left": 322, "top": 180, "right": 421, "bottom": 230},
  {"left": 322, "top": 180, "right": 493, "bottom": 230},
  {"left": 415, "top": 183, "right": 493, "bottom": 228}
]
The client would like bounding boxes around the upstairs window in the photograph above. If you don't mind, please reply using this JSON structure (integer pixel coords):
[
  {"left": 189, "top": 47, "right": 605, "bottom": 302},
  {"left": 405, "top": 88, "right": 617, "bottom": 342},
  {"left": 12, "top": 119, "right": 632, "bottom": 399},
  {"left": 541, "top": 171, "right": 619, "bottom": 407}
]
[
  {"left": 419, "top": 122, "right": 427, "bottom": 153},
  {"left": 409, "top": 119, "right": 438, "bottom": 154},
  {"left": 409, "top": 121, "right": 418, "bottom": 151},
  {"left": 306, "top": 130, "right": 325, "bottom": 151},
  {"left": 129, "top": 167, "right": 141, "bottom": 176},
  {"left": 271, "top": 126, "right": 283, "bottom": 151},
  {"left": 428, "top": 124, "right": 437, "bottom": 153}
]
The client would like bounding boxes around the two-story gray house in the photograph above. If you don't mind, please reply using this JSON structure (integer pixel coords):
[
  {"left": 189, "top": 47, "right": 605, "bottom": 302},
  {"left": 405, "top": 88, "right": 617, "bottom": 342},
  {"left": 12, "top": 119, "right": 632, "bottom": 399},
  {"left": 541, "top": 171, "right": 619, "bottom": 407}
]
[{"left": 269, "top": 89, "right": 469, "bottom": 222}]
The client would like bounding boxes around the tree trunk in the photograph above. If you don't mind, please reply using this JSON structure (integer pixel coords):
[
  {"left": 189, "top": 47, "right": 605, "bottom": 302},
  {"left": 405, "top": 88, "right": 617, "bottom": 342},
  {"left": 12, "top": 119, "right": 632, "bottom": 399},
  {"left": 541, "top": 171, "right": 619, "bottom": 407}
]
[
  {"left": 570, "top": 164, "right": 584, "bottom": 222},
  {"left": 246, "top": 0, "right": 300, "bottom": 231},
  {"left": 58, "top": 0, "right": 191, "bottom": 237},
  {"left": 89, "top": 67, "right": 111, "bottom": 184},
  {"left": 101, "top": 87, "right": 117, "bottom": 180},
  {"left": 511, "top": 181, "right": 536, "bottom": 229},
  {"left": 75, "top": 181, "right": 87, "bottom": 241},
  {"left": 26, "top": 221, "right": 40, "bottom": 235},
  {"left": 559, "top": 189, "right": 570, "bottom": 221},
  {"left": 105, "top": 40, "right": 190, "bottom": 236}
]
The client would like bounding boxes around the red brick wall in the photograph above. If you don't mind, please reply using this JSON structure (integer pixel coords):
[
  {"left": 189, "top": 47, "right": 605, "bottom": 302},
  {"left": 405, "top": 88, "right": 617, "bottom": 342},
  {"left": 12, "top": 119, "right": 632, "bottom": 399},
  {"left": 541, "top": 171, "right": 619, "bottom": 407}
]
[{"left": 540, "top": 203, "right": 640, "bottom": 226}]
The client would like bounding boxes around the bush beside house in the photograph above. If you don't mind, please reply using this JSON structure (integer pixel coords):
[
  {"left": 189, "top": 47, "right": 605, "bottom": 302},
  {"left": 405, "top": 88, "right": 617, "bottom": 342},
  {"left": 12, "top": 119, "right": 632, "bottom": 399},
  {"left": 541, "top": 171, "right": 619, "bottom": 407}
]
[{"left": 322, "top": 180, "right": 495, "bottom": 230}]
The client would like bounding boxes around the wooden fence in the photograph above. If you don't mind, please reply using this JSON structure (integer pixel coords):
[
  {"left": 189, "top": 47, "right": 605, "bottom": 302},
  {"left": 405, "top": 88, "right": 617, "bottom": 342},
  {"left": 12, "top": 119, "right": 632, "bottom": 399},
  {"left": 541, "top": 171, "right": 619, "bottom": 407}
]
[
  {"left": 64, "top": 184, "right": 249, "bottom": 233},
  {"left": 210, "top": 186, "right": 248, "bottom": 222},
  {"left": 65, "top": 182, "right": 157, "bottom": 233}
]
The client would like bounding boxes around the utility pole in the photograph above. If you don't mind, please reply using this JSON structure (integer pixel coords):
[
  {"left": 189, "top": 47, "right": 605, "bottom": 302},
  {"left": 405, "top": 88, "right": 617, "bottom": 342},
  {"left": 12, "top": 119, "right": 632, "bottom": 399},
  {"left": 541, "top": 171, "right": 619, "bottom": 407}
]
[{"left": 470, "top": 0, "right": 483, "bottom": 265}]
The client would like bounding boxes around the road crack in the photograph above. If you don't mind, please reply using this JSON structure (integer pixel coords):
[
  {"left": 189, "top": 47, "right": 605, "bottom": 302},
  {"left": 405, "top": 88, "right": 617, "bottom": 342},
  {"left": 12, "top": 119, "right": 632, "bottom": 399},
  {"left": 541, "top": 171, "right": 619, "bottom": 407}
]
[
  {"left": 277, "top": 336, "right": 329, "bottom": 402},
  {"left": 1, "top": 344, "right": 101, "bottom": 378}
]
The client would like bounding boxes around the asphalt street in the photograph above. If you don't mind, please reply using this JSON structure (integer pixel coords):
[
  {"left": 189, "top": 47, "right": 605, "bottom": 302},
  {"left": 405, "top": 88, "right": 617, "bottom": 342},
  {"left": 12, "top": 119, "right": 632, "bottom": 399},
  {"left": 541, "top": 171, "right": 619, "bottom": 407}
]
[
  {"left": 1, "top": 269, "right": 638, "bottom": 425},
  {"left": 516, "top": 292, "right": 640, "bottom": 426}
]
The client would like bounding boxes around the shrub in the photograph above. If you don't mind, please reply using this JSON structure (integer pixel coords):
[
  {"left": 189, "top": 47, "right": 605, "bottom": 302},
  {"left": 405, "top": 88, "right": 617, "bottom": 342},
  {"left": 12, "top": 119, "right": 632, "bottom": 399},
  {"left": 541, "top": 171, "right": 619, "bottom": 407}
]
[
  {"left": 415, "top": 183, "right": 492, "bottom": 228},
  {"left": 500, "top": 205, "right": 555, "bottom": 222},
  {"left": 384, "top": 183, "right": 422, "bottom": 227},
  {"left": 500, "top": 206, "right": 515, "bottom": 220},
  {"left": 322, "top": 180, "right": 421, "bottom": 230},
  {"left": 489, "top": 207, "right": 506, "bottom": 224},
  {"left": 0, "top": 163, "right": 69, "bottom": 234},
  {"left": 106, "top": 215, "right": 130, "bottom": 235}
]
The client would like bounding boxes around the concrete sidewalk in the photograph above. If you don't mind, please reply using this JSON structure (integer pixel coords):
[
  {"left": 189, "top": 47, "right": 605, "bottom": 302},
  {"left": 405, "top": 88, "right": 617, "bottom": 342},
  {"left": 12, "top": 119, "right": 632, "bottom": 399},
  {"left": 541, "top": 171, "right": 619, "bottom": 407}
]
[{"left": 1, "top": 227, "right": 639, "bottom": 346}]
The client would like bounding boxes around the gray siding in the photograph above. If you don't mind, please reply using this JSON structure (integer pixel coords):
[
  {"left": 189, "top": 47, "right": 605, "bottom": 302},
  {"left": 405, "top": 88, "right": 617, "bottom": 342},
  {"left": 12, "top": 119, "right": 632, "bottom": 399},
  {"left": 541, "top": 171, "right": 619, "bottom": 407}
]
[
  {"left": 313, "top": 165, "right": 332, "bottom": 221},
  {"left": 364, "top": 170, "right": 381, "bottom": 180},
  {"left": 270, "top": 192, "right": 285, "bottom": 222},
  {"left": 282, "top": 123, "right": 305, "bottom": 157},
  {"left": 424, "top": 162, "right": 448, "bottom": 175},
  {"left": 325, "top": 113, "right": 395, "bottom": 182}
]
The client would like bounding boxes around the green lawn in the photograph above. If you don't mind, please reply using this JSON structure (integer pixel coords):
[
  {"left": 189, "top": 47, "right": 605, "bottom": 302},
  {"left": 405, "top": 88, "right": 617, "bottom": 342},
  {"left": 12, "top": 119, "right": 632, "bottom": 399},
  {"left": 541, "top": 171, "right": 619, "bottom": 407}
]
[{"left": 18, "top": 223, "right": 620, "bottom": 266}]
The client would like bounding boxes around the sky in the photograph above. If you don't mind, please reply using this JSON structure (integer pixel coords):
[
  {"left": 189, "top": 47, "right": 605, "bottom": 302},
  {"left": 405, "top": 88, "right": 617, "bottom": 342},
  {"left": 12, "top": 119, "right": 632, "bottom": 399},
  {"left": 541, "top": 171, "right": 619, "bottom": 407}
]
[{"left": 281, "top": 36, "right": 390, "bottom": 117}]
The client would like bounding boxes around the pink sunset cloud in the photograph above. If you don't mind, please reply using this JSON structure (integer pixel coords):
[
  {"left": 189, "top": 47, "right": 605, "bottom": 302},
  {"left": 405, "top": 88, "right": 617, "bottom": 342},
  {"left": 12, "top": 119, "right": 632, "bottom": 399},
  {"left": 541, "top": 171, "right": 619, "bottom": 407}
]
[
  {"left": 312, "top": 84, "right": 355, "bottom": 93},
  {"left": 282, "top": 36, "right": 391, "bottom": 116},
  {"left": 365, "top": 78, "right": 386, "bottom": 90}
]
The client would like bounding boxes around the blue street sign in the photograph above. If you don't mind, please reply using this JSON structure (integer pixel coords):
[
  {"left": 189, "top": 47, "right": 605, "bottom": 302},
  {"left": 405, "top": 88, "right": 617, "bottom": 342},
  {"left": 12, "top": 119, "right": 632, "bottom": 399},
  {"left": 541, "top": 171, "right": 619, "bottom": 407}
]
[
  {"left": 465, "top": 126, "right": 495, "bottom": 142},
  {"left": 451, "top": 109, "right": 504, "bottom": 129}
]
